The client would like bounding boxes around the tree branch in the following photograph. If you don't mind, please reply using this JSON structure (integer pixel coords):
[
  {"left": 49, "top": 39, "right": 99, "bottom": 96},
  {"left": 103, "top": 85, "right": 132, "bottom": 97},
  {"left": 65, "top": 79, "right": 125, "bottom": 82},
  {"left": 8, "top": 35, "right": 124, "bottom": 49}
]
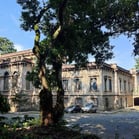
[
  {"left": 33, "top": 4, "right": 50, "bottom": 27},
  {"left": 52, "top": 0, "right": 68, "bottom": 40},
  {"left": 58, "top": 0, "right": 68, "bottom": 26}
]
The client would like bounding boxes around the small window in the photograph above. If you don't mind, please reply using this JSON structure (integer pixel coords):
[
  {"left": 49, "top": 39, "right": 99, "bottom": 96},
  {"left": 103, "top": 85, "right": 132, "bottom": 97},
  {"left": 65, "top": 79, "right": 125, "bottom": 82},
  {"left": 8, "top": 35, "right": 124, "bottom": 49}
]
[
  {"left": 124, "top": 80, "right": 126, "bottom": 92},
  {"left": 63, "top": 79, "right": 68, "bottom": 91},
  {"left": 75, "top": 97, "right": 83, "bottom": 105},
  {"left": 104, "top": 76, "right": 112, "bottom": 92},
  {"left": 74, "top": 78, "right": 82, "bottom": 91},
  {"left": 119, "top": 78, "right": 122, "bottom": 92},
  {"left": 108, "top": 78, "right": 112, "bottom": 91},
  {"left": 104, "top": 76, "right": 107, "bottom": 92},
  {"left": 90, "top": 78, "right": 97, "bottom": 91},
  {"left": 105, "top": 98, "right": 109, "bottom": 109},
  {"left": 26, "top": 71, "right": 31, "bottom": 90},
  {"left": 128, "top": 81, "right": 130, "bottom": 92},
  {"left": 12, "top": 71, "right": 19, "bottom": 88},
  {"left": 3, "top": 72, "right": 9, "bottom": 90}
]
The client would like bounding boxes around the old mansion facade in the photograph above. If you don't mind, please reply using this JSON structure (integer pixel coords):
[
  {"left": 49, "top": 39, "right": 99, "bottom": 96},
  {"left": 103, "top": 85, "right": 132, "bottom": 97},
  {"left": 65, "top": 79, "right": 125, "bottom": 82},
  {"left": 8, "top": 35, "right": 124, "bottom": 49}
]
[{"left": 0, "top": 50, "right": 139, "bottom": 111}]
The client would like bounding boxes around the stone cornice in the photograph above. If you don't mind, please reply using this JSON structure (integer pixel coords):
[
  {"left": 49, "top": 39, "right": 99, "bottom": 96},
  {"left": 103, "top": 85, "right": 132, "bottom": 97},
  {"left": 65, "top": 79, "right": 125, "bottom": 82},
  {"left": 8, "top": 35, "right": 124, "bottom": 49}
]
[{"left": 0, "top": 49, "right": 33, "bottom": 59}]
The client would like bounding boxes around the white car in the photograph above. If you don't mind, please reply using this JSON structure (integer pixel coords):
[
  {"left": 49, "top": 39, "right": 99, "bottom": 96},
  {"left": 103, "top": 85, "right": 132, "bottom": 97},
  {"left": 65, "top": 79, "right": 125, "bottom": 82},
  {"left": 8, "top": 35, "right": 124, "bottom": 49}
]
[{"left": 82, "top": 102, "right": 97, "bottom": 113}]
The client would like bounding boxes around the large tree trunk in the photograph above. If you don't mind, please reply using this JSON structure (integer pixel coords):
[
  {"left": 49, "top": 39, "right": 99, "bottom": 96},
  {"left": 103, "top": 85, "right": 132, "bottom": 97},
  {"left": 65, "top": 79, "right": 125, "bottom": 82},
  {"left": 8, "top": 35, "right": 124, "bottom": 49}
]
[
  {"left": 33, "top": 22, "right": 65, "bottom": 125},
  {"left": 38, "top": 58, "right": 54, "bottom": 126},
  {"left": 33, "top": 22, "right": 54, "bottom": 126},
  {"left": 38, "top": 58, "right": 65, "bottom": 125},
  {"left": 39, "top": 88, "right": 53, "bottom": 126},
  {"left": 53, "top": 61, "right": 65, "bottom": 123},
  {"left": 38, "top": 57, "right": 65, "bottom": 125},
  {"left": 32, "top": 0, "right": 68, "bottom": 124}
]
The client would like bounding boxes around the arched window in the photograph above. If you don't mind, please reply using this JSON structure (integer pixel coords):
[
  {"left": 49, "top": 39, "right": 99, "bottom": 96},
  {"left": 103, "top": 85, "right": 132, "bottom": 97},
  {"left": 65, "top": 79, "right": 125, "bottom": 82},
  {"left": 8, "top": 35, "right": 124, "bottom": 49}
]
[
  {"left": 12, "top": 71, "right": 19, "bottom": 88},
  {"left": 26, "top": 71, "right": 31, "bottom": 90},
  {"left": 3, "top": 72, "right": 9, "bottom": 90}
]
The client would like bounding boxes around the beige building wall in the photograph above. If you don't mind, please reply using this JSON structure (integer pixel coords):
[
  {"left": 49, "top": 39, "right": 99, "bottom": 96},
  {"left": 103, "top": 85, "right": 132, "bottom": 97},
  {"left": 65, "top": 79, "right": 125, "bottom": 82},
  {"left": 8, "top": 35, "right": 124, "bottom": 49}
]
[
  {"left": 130, "top": 69, "right": 139, "bottom": 105},
  {"left": 0, "top": 50, "right": 39, "bottom": 112},
  {"left": 0, "top": 50, "right": 136, "bottom": 112},
  {"left": 62, "top": 63, "right": 133, "bottom": 111}
]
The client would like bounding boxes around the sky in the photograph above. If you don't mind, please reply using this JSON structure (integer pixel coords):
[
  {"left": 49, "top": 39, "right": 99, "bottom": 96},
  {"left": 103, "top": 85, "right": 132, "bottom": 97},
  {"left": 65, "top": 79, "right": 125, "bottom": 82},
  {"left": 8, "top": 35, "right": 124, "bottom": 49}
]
[{"left": 0, "top": 0, "right": 136, "bottom": 70}]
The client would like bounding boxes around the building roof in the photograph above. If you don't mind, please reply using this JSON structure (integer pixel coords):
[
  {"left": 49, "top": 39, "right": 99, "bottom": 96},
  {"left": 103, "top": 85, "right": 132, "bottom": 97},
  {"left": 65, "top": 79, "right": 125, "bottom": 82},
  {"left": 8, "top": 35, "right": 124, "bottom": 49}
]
[
  {"left": 62, "top": 62, "right": 131, "bottom": 76},
  {"left": 0, "top": 49, "right": 132, "bottom": 76},
  {"left": 0, "top": 49, "right": 34, "bottom": 67},
  {"left": 0, "top": 49, "right": 33, "bottom": 59}
]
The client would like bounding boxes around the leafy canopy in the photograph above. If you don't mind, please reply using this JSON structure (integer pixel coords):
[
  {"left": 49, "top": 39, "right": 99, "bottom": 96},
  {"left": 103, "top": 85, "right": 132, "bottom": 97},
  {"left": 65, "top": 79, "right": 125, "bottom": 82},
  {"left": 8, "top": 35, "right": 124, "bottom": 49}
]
[
  {"left": 0, "top": 37, "right": 17, "bottom": 54},
  {"left": 18, "top": 0, "right": 139, "bottom": 64}
]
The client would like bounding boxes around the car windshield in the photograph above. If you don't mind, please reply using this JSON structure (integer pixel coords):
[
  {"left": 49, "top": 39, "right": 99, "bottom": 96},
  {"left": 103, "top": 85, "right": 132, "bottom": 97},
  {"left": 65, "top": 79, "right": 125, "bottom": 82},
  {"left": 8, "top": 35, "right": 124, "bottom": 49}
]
[
  {"left": 67, "top": 105, "right": 74, "bottom": 109},
  {"left": 85, "top": 103, "right": 93, "bottom": 107}
]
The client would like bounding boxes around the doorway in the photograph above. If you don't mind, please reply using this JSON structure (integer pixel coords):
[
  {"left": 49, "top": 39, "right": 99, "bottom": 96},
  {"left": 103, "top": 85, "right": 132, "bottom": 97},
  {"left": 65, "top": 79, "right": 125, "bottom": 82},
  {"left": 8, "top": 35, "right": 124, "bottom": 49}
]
[{"left": 134, "top": 98, "right": 139, "bottom": 106}]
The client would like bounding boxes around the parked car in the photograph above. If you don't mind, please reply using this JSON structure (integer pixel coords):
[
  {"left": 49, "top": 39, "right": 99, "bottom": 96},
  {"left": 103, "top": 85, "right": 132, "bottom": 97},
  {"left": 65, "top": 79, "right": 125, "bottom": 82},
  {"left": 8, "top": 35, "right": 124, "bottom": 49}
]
[
  {"left": 82, "top": 102, "right": 97, "bottom": 113},
  {"left": 64, "top": 105, "right": 83, "bottom": 113}
]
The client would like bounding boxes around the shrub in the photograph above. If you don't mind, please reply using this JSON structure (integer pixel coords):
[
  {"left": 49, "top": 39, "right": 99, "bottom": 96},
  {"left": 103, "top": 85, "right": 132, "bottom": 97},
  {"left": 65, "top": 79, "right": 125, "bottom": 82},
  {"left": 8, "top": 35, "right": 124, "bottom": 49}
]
[{"left": 0, "top": 94, "right": 10, "bottom": 113}]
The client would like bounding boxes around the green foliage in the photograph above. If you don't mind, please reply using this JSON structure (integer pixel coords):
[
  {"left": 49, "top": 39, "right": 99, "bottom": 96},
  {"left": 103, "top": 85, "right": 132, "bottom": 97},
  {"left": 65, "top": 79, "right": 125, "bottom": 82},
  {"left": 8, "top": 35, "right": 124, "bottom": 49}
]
[
  {"left": 18, "top": 0, "right": 139, "bottom": 64},
  {"left": 135, "top": 58, "right": 139, "bottom": 69},
  {"left": 0, "top": 116, "right": 42, "bottom": 139},
  {"left": 0, "top": 94, "right": 10, "bottom": 113},
  {"left": 0, "top": 115, "right": 99, "bottom": 139},
  {"left": 22, "top": 116, "right": 40, "bottom": 127},
  {"left": 26, "top": 55, "right": 60, "bottom": 89},
  {"left": 17, "top": 0, "right": 139, "bottom": 89},
  {"left": 0, "top": 37, "right": 17, "bottom": 54},
  {"left": 0, "top": 115, "right": 40, "bottom": 128},
  {"left": 26, "top": 65, "right": 41, "bottom": 88}
]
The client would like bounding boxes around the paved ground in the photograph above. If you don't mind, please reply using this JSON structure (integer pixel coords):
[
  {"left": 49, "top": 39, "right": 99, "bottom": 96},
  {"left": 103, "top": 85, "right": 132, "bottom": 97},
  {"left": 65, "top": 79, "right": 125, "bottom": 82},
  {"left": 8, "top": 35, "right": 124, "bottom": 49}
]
[
  {"left": 65, "top": 108, "right": 139, "bottom": 139},
  {"left": 1, "top": 107, "right": 139, "bottom": 139}
]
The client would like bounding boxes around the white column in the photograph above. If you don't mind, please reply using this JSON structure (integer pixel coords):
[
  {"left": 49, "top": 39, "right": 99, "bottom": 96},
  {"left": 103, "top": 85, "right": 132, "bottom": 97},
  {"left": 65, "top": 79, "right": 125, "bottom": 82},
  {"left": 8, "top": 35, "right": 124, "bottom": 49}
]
[{"left": 114, "top": 69, "right": 118, "bottom": 95}]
